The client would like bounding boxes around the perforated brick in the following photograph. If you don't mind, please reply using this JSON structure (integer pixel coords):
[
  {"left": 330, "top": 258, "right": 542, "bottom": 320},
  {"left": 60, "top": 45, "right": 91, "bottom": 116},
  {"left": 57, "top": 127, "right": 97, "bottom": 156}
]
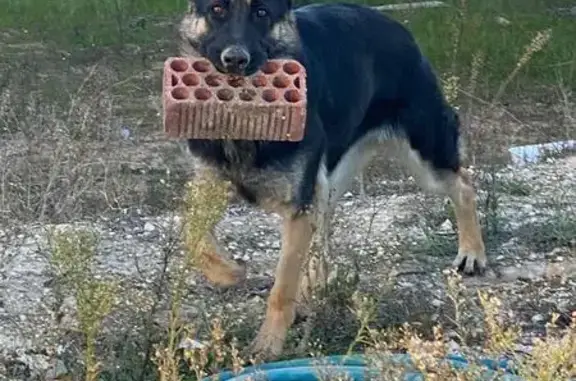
[{"left": 162, "top": 56, "right": 307, "bottom": 141}]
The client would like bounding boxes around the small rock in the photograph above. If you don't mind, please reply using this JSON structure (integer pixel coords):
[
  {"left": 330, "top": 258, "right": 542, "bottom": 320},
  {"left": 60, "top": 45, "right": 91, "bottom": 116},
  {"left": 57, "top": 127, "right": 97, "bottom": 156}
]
[
  {"left": 143, "top": 222, "right": 155, "bottom": 232},
  {"left": 178, "top": 337, "right": 206, "bottom": 350},
  {"left": 531, "top": 314, "right": 545, "bottom": 323},
  {"left": 447, "top": 340, "right": 461, "bottom": 353},
  {"left": 495, "top": 16, "right": 511, "bottom": 26},
  {"left": 248, "top": 295, "right": 262, "bottom": 304},
  {"left": 5, "top": 359, "right": 30, "bottom": 379},
  {"left": 515, "top": 343, "right": 533, "bottom": 354},
  {"left": 438, "top": 219, "right": 454, "bottom": 235},
  {"left": 431, "top": 299, "right": 444, "bottom": 308},
  {"left": 45, "top": 359, "right": 69, "bottom": 381}
]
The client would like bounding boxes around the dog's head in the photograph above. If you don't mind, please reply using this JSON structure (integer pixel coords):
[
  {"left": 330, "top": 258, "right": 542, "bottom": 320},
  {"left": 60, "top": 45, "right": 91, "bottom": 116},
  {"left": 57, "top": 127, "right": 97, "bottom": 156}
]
[{"left": 179, "top": 0, "right": 299, "bottom": 76}]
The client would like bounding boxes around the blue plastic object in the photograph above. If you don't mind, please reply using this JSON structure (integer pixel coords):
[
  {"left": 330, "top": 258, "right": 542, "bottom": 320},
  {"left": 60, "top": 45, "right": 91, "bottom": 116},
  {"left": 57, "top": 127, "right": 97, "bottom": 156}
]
[{"left": 201, "top": 353, "right": 527, "bottom": 380}]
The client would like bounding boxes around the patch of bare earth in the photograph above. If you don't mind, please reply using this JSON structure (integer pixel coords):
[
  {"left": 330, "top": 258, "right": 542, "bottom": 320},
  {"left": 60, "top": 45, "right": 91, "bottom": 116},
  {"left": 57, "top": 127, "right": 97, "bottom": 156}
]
[{"left": 1, "top": 153, "right": 575, "bottom": 378}]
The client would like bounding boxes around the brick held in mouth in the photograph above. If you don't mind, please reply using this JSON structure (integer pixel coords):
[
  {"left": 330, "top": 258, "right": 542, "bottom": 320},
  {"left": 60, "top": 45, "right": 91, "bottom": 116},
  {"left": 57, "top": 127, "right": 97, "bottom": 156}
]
[{"left": 162, "top": 56, "right": 307, "bottom": 141}]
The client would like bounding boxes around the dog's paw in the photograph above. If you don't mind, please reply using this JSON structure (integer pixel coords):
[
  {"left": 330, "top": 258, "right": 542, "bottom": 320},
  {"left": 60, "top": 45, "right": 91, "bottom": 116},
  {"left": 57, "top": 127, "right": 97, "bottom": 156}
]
[
  {"left": 245, "top": 329, "right": 285, "bottom": 362},
  {"left": 452, "top": 249, "right": 487, "bottom": 275},
  {"left": 201, "top": 257, "right": 247, "bottom": 288},
  {"left": 226, "top": 259, "right": 248, "bottom": 285}
]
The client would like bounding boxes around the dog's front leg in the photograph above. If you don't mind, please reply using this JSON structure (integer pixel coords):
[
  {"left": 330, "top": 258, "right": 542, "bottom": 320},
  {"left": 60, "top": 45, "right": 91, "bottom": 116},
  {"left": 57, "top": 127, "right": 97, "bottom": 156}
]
[
  {"left": 186, "top": 166, "right": 246, "bottom": 287},
  {"left": 249, "top": 210, "right": 315, "bottom": 359}
]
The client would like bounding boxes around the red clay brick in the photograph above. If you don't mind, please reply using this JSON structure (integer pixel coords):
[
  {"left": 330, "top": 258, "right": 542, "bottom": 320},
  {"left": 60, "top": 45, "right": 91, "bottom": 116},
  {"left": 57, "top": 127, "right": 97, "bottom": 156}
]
[{"left": 162, "top": 56, "right": 307, "bottom": 141}]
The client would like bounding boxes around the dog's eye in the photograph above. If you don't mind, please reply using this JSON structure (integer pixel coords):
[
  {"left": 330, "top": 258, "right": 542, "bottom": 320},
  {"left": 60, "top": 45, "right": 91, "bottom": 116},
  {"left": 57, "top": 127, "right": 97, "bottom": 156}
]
[
  {"left": 211, "top": 4, "right": 225, "bottom": 16},
  {"left": 255, "top": 8, "right": 268, "bottom": 18}
]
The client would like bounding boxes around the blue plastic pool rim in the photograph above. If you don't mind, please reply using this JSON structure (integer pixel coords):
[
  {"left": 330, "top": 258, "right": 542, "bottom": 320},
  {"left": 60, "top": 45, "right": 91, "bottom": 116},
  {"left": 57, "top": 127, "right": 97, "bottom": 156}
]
[{"left": 200, "top": 352, "right": 540, "bottom": 381}]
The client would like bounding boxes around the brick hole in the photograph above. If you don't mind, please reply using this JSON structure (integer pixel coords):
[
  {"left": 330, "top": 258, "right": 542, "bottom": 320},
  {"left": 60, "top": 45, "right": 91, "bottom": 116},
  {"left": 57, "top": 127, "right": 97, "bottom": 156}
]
[
  {"left": 192, "top": 60, "right": 211, "bottom": 72},
  {"left": 182, "top": 73, "right": 200, "bottom": 86},
  {"left": 171, "top": 75, "right": 180, "bottom": 86},
  {"left": 217, "top": 88, "right": 234, "bottom": 101},
  {"left": 293, "top": 77, "right": 300, "bottom": 89},
  {"left": 251, "top": 75, "right": 267, "bottom": 87},
  {"left": 272, "top": 75, "right": 290, "bottom": 89},
  {"left": 170, "top": 59, "right": 189, "bottom": 72},
  {"left": 261, "top": 61, "right": 280, "bottom": 74},
  {"left": 205, "top": 74, "right": 222, "bottom": 87},
  {"left": 227, "top": 76, "right": 245, "bottom": 87},
  {"left": 283, "top": 62, "right": 300, "bottom": 75},
  {"left": 239, "top": 89, "right": 257, "bottom": 101},
  {"left": 284, "top": 89, "right": 300, "bottom": 103},
  {"left": 171, "top": 87, "right": 190, "bottom": 100},
  {"left": 262, "top": 89, "right": 279, "bottom": 103},
  {"left": 194, "top": 88, "right": 212, "bottom": 100}
]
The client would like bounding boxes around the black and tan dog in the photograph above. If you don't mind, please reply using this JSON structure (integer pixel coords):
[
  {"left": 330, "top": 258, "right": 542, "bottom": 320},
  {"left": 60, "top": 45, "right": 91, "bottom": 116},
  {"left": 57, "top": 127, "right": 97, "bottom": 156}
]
[{"left": 178, "top": 0, "right": 486, "bottom": 358}]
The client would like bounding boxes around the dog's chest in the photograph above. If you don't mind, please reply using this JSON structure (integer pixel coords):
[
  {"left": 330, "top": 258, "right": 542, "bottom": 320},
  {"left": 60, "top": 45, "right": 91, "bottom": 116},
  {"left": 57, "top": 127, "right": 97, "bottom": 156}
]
[
  {"left": 192, "top": 141, "right": 300, "bottom": 213},
  {"left": 222, "top": 166, "right": 296, "bottom": 212}
]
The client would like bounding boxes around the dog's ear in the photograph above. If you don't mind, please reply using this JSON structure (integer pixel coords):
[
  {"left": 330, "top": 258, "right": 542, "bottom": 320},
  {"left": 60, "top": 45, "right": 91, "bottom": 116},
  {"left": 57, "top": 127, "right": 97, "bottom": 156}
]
[{"left": 188, "top": 0, "right": 202, "bottom": 12}]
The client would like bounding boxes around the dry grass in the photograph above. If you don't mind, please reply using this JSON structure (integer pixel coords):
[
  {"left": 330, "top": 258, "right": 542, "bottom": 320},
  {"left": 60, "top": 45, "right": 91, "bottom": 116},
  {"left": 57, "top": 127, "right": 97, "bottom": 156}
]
[
  {"left": 0, "top": 58, "right": 191, "bottom": 225},
  {"left": 170, "top": 271, "right": 575, "bottom": 380},
  {"left": 48, "top": 228, "right": 118, "bottom": 381},
  {"left": 39, "top": 221, "right": 576, "bottom": 379}
]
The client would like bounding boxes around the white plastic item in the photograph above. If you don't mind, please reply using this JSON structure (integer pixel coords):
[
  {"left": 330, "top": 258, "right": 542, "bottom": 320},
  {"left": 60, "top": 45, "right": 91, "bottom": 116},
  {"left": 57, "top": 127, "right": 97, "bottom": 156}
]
[{"left": 508, "top": 140, "right": 576, "bottom": 166}]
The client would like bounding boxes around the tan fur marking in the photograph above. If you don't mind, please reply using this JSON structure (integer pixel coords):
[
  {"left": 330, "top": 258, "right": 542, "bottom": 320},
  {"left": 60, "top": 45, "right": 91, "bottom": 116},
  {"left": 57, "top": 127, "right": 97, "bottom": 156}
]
[
  {"left": 270, "top": 12, "right": 299, "bottom": 46},
  {"left": 196, "top": 231, "right": 246, "bottom": 287},
  {"left": 196, "top": 17, "right": 208, "bottom": 35},
  {"left": 298, "top": 165, "right": 330, "bottom": 309},
  {"left": 249, "top": 212, "right": 315, "bottom": 359},
  {"left": 447, "top": 169, "right": 486, "bottom": 273},
  {"left": 179, "top": 13, "right": 209, "bottom": 41}
]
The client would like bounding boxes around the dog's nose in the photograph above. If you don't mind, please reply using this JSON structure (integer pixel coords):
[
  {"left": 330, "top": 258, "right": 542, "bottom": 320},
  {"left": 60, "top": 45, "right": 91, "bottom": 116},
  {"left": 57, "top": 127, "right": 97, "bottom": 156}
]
[{"left": 220, "top": 46, "right": 250, "bottom": 73}]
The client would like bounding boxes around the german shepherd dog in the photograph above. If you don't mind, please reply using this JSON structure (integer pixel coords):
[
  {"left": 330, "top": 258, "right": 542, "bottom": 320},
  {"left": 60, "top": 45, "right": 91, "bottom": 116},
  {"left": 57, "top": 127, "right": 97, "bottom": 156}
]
[{"left": 178, "top": 0, "right": 486, "bottom": 359}]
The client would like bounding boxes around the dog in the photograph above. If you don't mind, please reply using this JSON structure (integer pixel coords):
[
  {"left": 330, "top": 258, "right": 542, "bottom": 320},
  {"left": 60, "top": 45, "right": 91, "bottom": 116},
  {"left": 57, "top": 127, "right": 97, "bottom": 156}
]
[{"left": 177, "top": 0, "right": 486, "bottom": 359}]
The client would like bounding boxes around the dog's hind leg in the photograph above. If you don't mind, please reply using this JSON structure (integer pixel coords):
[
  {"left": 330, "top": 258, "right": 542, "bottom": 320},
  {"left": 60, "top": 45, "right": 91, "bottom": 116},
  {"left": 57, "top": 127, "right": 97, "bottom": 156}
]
[
  {"left": 296, "top": 133, "right": 384, "bottom": 306},
  {"left": 297, "top": 164, "right": 330, "bottom": 308},
  {"left": 445, "top": 168, "right": 486, "bottom": 273},
  {"left": 399, "top": 141, "right": 486, "bottom": 275},
  {"left": 298, "top": 136, "right": 382, "bottom": 307},
  {"left": 408, "top": 145, "right": 487, "bottom": 274},
  {"left": 249, "top": 209, "right": 316, "bottom": 359},
  {"left": 395, "top": 57, "right": 486, "bottom": 274}
]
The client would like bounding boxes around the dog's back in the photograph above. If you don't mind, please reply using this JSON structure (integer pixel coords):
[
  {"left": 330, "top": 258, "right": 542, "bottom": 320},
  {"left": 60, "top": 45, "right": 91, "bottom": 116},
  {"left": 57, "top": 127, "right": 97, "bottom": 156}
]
[{"left": 294, "top": 3, "right": 458, "bottom": 173}]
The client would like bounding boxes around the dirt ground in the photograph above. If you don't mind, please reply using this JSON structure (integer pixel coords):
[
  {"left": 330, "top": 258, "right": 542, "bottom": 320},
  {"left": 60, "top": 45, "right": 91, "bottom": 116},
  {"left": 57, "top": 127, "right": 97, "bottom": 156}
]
[
  {"left": 1, "top": 153, "right": 575, "bottom": 379},
  {"left": 0, "top": 30, "right": 575, "bottom": 380}
]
